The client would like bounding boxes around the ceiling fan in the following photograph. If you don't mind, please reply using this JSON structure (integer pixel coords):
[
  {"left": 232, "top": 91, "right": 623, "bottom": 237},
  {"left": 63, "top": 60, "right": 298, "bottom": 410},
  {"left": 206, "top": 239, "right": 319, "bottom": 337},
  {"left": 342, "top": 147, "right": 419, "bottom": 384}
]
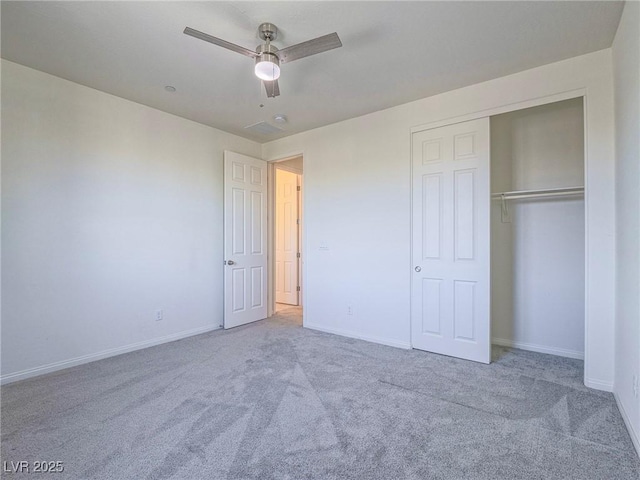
[{"left": 184, "top": 23, "right": 342, "bottom": 98}]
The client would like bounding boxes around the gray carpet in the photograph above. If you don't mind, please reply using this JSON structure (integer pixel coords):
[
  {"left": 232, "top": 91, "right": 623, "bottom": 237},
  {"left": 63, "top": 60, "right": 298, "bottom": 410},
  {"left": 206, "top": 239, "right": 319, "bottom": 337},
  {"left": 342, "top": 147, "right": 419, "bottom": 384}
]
[{"left": 2, "top": 306, "right": 639, "bottom": 479}]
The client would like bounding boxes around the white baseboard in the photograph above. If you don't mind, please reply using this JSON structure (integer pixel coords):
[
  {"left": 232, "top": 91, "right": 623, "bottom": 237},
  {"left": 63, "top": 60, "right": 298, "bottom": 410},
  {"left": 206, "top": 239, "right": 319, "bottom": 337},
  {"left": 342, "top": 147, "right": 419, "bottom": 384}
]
[
  {"left": 614, "top": 391, "right": 640, "bottom": 458},
  {"left": 1, "top": 324, "right": 221, "bottom": 385},
  {"left": 304, "top": 323, "right": 411, "bottom": 350},
  {"left": 584, "top": 378, "right": 614, "bottom": 392},
  {"left": 492, "top": 337, "right": 584, "bottom": 360}
]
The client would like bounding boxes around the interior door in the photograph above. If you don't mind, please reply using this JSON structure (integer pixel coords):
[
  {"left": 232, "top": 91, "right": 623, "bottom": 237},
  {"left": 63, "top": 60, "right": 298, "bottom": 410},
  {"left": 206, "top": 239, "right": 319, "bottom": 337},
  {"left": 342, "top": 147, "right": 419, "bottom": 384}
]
[
  {"left": 275, "top": 168, "right": 299, "bottom": 305},
  {"left": 224, "top": 151, "right": 267, "bottom": 328},
  {"left": 411, "top": 118, "right": 491, "bottom": 363}
]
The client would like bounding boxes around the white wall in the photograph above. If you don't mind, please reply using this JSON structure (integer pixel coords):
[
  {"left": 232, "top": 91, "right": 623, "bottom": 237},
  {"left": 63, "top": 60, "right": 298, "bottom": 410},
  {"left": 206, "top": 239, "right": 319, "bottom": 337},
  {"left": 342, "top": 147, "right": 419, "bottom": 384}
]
[
  {"left": 612, "top": 1, "right": 640, "bottom": 454},
  {"left": 1, "top": 60, "right": 261, "bottom": 382},
  {"left": 263, "top": 49, "right": 616, "bottom": 389},
  {"left": 491, "top": 99, "right": 585, "bottom": 359}
]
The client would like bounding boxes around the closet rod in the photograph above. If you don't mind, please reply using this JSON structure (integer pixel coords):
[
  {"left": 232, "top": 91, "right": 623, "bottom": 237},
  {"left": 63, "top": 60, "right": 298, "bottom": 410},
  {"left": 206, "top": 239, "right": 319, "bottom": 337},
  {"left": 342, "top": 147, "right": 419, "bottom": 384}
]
[{"left": 491, "top": 186, "right": 584, "bottom": 201}]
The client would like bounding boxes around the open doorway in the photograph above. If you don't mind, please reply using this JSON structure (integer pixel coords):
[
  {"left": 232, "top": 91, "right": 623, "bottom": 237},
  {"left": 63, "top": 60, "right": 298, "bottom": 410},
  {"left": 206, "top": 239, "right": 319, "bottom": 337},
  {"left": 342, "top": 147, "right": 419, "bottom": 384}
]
[{"left": 269, "top": 156, "right": 303, "bottom": 320}]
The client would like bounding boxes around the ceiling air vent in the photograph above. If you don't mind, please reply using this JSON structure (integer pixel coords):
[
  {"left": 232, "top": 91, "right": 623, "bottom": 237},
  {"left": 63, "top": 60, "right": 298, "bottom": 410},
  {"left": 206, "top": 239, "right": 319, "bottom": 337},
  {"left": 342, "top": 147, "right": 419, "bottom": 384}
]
[{"left": 244, "top": 121, "right": 282, "bottom": 135}]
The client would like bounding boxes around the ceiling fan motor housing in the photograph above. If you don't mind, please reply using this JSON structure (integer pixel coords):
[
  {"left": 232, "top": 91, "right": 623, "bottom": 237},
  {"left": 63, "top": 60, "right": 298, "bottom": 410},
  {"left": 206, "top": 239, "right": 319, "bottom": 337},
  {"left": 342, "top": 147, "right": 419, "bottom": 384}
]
[{"left": 255, "top": 43, "right": 279, "bottom": 60}]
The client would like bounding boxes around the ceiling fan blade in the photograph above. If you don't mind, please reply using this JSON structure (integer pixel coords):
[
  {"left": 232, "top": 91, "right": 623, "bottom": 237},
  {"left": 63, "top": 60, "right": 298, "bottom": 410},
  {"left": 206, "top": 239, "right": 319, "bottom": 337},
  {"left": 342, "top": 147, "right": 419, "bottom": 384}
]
[
  {"left": 278, "top": 32, "right": 342, "bottom": 64},
  {"left": 264, "top": 79, "right": 280, "bottom": 98},
  {"left": 184, "top": 27, "right": 257, "bottom": 58}
]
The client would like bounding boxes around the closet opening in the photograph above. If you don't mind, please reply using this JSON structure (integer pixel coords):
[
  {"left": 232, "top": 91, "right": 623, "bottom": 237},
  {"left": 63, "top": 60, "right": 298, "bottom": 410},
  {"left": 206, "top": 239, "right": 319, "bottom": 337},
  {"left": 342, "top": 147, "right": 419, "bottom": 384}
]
[{"left": 490, "top": 97, "right": 585, "bottom": 361}]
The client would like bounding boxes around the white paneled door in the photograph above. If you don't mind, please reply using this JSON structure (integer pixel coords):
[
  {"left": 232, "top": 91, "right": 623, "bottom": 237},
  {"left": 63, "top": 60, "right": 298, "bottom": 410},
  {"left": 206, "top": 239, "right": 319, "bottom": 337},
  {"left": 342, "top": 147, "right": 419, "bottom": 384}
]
[
  {"left": 411, "top": 118, "right": 491, "bottom": 363},
  {"left": 224, "top": 151, "right": 267, "bottom": 329},
  {"left": 275, "top": 169, "right": 299, "bottom": 305}
]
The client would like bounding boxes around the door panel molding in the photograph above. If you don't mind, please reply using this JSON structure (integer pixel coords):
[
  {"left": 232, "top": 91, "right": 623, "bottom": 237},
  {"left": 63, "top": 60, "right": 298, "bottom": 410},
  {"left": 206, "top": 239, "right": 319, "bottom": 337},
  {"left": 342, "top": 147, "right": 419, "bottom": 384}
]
[
  {"left": 411, "top": 118, "right": 491, "bottom": 363},
  {"left": 224, "top": 151, "right": 267, "bottom": 328}
]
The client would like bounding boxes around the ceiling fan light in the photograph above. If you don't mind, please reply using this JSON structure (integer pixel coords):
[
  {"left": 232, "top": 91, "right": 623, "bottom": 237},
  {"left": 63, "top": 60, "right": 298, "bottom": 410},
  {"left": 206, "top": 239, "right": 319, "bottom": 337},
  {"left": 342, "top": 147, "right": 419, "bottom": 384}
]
[{"left": 255, "top": 53, "right": 280, "bottom": 81}]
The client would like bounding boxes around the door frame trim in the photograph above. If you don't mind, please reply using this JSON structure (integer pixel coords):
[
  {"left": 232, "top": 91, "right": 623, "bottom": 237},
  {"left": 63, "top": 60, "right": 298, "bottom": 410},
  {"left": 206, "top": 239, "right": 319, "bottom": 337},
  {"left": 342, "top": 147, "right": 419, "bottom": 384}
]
[
  {"left": 266, "top": 154, "right": 305, "bottom": 319},
  {"left": 410, "top": 89, "right": 586, "bottom": 134}
]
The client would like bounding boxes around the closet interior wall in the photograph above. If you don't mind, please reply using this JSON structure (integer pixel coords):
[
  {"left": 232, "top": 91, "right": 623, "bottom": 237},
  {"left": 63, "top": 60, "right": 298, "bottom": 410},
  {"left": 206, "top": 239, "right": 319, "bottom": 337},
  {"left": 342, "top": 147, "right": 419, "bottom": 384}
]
[{"left": 490, "top": 98, "right": 585, "bottom": 359}]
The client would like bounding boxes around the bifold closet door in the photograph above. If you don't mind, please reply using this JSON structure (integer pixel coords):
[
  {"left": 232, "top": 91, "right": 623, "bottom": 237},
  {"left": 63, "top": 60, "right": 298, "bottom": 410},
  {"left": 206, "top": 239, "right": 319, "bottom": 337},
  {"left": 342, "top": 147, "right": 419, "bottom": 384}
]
[{"left": 411, "top": 118, "right": 491, "bottom": 363}]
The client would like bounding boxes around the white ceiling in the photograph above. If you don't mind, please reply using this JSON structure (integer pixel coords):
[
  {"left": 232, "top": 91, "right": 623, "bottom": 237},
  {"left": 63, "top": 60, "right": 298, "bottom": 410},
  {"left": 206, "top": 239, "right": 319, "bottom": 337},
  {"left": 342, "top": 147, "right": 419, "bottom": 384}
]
[{"left": 1, "top": 1, "right": 624, "bottom": 143}]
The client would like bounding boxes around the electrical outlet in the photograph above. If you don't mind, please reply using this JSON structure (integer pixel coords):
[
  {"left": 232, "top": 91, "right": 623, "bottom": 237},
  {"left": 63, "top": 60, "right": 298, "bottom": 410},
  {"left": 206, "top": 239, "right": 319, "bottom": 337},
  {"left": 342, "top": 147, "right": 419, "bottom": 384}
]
[
  {"left": 347, "top": 305, "right": 353, "bottom": 316},
  {"left": 156, "top": 309, "right": 163, "bottom": 321},
  {"left": 633, "top": 374, "right": 638, "bottom": 399}
]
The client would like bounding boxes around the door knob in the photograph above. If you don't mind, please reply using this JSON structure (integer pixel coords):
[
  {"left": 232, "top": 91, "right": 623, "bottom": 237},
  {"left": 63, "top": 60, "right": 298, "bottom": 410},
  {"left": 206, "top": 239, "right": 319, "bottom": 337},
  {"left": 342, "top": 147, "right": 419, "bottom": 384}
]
[
  {"left": 226, "top": 260, "right": 235, "bottom": 265},
  {"left": 415, "top": 266, "right": 421, "bottom": 272}
]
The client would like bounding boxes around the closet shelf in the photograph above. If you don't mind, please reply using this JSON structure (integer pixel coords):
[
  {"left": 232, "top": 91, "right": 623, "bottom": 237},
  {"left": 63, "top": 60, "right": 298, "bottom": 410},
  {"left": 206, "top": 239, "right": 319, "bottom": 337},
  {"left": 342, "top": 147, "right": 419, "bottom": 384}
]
[{"left": 491, "top": 186, "right": 584, "bottom": 201}]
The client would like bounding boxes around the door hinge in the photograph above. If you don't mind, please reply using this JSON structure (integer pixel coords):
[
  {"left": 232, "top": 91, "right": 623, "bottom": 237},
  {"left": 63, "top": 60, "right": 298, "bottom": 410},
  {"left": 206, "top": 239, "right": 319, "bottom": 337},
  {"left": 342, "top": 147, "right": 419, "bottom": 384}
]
[
  {"left": 296, "top": 252, "right": 301, "bottom": 258},
  {"left": 297, "top": 186, "right": 301, "bottom": 191},
  {"left": 296, "top": 219, "right": 300, "bottom": 225},
  {"left": 296, "top": 286, "right": 301, "bottom": 292}
]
